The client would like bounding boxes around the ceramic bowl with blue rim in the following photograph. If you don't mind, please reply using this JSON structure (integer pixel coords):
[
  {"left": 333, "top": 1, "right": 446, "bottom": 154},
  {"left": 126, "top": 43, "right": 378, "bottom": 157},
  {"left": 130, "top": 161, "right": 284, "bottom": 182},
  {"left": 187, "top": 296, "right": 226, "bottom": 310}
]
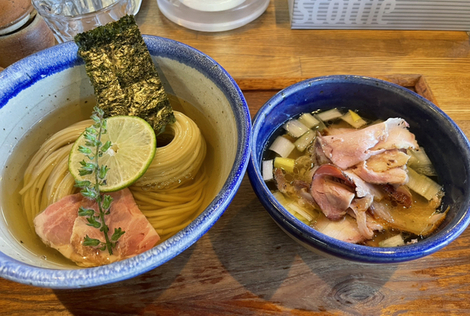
[
  {"left": 0, "top": 35, "right": 251, "bottom": 288},
  {"left": 248, "top": 75, "right": 470, "bottom": 263}
]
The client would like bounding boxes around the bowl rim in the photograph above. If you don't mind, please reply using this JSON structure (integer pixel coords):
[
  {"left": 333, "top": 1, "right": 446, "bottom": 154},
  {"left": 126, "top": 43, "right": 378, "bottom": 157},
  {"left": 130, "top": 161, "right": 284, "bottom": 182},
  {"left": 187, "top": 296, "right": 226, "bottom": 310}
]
[
  {"left": 248, "top": 74, "right": 470, "bottom": 263},
  {"left": 0, "top": 35, "right": 252, "bottom": 288}
]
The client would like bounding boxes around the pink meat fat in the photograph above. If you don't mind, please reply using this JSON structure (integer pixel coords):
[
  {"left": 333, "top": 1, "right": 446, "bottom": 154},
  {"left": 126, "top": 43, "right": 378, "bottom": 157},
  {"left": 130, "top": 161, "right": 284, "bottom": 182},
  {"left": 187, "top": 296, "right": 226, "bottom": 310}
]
[
  {"left": 34, "top": 188, "right": 160, "bottom": 267},
  {"left": 318, "top": 118, "right": 417, "bottom": 170}
]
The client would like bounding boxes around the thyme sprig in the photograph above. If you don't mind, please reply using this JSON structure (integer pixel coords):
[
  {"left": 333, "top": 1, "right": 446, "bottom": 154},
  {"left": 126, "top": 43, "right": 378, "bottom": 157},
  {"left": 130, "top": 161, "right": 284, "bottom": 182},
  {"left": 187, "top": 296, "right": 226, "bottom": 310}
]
[{"left": 75, "top": 107, "right": 125, "bottom": 255}]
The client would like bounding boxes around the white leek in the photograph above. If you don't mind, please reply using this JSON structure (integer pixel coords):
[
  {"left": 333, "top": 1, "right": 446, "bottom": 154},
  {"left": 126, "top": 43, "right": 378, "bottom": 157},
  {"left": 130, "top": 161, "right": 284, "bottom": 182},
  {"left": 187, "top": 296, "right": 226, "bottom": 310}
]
[
  {"left": 407, "top": 167, "right": 442, "bottom": 201},
  {"left": 269, "top": 136, "right": 295, "bottom": 158},
  {"left": 379, "top": 234, "right": 405, "bottom": 247},
  {"left": 272, "top": 192, "right": 315, "bottom": 225},
  {"left": 408, "top": 147, "right": 437, "bottom": 177},
  {"left": 284, "top": 119, "right": 309, "bottom": 138},
  {"left": 262, "top": 159, "right": 273, "bottom": 181},
  {"left": 294, "top": 129, "right": 316, "bottom": 152},
  {"left": 298, "top": 113, "right": 320, "bottom": 129},
  {"left": 316, "top": 108, "right": 343, "bottom": 122},
  {"left": 286, "top": 202, "right": 315, "bottom": 222}
]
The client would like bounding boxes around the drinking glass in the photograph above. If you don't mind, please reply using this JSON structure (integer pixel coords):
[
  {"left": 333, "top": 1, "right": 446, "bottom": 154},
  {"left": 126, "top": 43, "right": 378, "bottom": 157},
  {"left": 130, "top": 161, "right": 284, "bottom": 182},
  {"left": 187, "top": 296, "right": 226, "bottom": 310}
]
[{"left": 32, "top": 0, "right": 138, "bottom": 43}]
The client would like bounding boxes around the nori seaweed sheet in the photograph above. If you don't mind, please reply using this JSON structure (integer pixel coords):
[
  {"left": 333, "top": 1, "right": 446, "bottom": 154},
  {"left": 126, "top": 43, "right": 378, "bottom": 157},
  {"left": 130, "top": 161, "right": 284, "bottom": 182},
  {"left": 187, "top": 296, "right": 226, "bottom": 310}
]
[{"left": 74, "top": 15, "right": 175, "bottom": 135}]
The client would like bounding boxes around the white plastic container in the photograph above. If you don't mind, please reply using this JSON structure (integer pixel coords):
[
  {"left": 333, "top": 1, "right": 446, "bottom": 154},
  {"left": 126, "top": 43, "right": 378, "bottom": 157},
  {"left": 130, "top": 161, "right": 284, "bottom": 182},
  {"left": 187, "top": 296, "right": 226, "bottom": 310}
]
[{"left": 157, "top": 0, "right": 270, "bottom": 32}]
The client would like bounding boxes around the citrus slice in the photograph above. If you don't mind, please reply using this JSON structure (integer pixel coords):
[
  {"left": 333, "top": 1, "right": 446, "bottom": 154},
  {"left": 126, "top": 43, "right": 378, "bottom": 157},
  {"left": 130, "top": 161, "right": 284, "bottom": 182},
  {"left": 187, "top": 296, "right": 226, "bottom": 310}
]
[{"left": 69, "top": 116, "right": 157, "bottom": 192}]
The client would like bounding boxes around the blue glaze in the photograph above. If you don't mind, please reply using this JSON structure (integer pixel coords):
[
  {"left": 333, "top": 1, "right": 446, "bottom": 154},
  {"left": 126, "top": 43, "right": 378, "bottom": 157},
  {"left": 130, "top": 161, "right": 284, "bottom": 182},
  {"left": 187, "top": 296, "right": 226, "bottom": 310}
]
[
  {"left": 248, "top": 75, "right": 470, "bottom": 263},
  {"left": 0, "top": 42, "right": 81, "bottom": 107},
  {"left": 0, "top": 36, "right": 251, "bottom": 288}
]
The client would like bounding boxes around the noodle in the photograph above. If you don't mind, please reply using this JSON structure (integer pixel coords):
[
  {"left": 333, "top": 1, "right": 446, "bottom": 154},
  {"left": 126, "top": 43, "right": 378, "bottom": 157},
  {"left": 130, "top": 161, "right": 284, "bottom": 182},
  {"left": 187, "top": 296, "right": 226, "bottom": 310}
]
[
  {"left": 136, "top": 112, "right": 206, "bottom": 189},
  {"left": 20, "top": 111, "right": 208, "bottom": 242}
]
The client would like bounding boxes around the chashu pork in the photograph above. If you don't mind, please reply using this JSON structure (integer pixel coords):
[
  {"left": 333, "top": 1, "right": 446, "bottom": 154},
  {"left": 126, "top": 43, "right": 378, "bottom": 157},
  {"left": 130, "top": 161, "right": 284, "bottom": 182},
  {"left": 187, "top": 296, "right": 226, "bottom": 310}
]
[{"left": 34, "top": 188, "right": 160, "bottom": 267}]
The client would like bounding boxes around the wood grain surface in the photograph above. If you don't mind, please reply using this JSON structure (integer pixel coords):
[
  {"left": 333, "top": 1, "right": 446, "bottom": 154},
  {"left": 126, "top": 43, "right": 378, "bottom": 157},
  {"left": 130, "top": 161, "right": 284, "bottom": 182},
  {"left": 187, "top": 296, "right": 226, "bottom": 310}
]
[
  {"left": 1, "top": 78, "right": 470, "bottom": 316},
  {"left": 1, "top": 0, "right": 470, "bottom": 315}
]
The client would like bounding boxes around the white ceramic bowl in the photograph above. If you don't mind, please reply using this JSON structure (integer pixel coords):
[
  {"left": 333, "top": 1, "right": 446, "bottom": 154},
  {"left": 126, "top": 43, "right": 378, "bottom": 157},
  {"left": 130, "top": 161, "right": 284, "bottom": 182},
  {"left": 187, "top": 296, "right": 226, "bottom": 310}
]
[{"left": 0, "top": 35, "right": 251, "bottom": 288}]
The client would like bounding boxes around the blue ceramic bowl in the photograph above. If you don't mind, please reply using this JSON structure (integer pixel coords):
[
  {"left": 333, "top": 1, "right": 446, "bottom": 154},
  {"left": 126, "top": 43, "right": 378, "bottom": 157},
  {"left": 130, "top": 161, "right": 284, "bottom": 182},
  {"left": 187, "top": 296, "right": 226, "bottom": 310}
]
[
  {"left": 0, "top": 36, "right": 251, "bottom": 288},
  {"left": 248, "top": 75, "right": 470, "bottom": 263}
]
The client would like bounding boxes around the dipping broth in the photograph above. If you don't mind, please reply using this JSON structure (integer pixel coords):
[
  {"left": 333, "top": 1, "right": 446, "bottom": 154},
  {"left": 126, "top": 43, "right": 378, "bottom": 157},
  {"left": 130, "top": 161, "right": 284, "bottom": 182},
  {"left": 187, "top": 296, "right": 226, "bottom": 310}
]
[{"left": 262, "top": 108, "right": 447, "bottom": 247}]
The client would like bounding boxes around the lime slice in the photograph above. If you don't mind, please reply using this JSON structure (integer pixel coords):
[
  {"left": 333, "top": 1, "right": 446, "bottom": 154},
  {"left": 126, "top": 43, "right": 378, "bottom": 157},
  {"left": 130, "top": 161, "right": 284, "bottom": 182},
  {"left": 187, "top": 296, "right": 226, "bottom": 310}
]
[{"left": 69, "top": 116, "right": 157, "bottom": 192}]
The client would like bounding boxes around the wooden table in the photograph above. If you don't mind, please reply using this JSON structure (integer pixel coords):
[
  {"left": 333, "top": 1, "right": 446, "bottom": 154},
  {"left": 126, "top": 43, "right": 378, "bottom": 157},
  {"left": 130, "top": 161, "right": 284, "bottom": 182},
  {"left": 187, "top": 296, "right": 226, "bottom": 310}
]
[{"left": 2, "top": 1, "right": 470, "bottom": 315}]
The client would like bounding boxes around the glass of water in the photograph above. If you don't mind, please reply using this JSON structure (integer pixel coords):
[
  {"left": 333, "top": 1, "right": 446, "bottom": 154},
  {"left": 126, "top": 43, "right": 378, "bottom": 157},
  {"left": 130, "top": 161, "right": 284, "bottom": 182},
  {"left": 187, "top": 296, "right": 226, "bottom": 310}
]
[{"left": 32, "top": 0, "right": 138, "bottom": 43}]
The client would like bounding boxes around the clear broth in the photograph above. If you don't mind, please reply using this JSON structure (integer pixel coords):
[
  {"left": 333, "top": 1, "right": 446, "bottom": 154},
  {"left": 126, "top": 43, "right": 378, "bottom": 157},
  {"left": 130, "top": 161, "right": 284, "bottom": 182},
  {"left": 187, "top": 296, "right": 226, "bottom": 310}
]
[{"left": 1, "top": 95, "right": 219, "bottom": 267}]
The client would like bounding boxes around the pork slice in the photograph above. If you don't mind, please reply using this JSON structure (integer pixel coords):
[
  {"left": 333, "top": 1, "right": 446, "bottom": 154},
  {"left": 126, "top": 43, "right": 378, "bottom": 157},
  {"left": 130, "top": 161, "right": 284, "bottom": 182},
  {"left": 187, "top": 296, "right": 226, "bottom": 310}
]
[
  {"left": 34, "top": 188, "right": 160, "bottom": 267},
  {"left": 349, "top": 195, "right": 375, "bottom": 239},
  {"left": 353, "top": 161, "right": 409, "bottom": 185},
  {"left": 318, "top": 121, "right": 387, "bottom": 169},
  {"left": 365, "top": 149, "right": 411, "bottom": 172},
  {"left": 343, "top": 170, "right": 385, "bottom": 200},
  {"left": 310, "top": 137, "right": 331, "bottom": 166},
  {"left": 310, "top": 164, "right": 355, "bottom": 220},
  {"left": 326, "top": 127, "right": 357, "bottom": 135},
  {"left": 34, "top": 194, "right": 82, "bottom": 248},
  {"left": 369, "top": 200, "right": 394, "bottom": 223},
  {"left": 318, "top": 118, "right": 417, "bottom": 170},
  {"left": 372, "top": 118, "right": 418, "bottom": 151},
  {"left": 382, "top": 184, "right": 413, "bottom": 207}
]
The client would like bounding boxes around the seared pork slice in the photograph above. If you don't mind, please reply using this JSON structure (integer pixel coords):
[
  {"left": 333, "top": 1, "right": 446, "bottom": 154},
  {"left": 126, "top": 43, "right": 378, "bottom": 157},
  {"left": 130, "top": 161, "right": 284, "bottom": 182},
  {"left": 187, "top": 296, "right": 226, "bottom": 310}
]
[
  {"left": 311, "top": 138, "right": 331, "bottom": 166},
  {"left": 353, "top": 161, "right": 408, "bottom": 185},
  {"left": 365, "top": 149, "right": 411, "bottom": 172},
  {"left": 342, "top": 170, "right": 385, "bottom": 200},
  {"left": 382, "top": 184, "right": 413, "bottom": 207},
  {"left": 34, "top": 188, "right": 160, "bottom": 267},
  {"left": 311, "top": 164, "right": 385, "bottom": 219},
  {"left": 310, "top": 164, "right": 356, "bottom": 220},
  {"left": 349, "top": 195, "right": 375, "bottom": 239},
  {"left": 317, "top": 121, "right": 387, "bottom": 169},
  {"left": 372, "top": 118, "right": 418, "bottom": 151},
  {"left": 318, "top": 118, "right": 416, "bottom": 170}
]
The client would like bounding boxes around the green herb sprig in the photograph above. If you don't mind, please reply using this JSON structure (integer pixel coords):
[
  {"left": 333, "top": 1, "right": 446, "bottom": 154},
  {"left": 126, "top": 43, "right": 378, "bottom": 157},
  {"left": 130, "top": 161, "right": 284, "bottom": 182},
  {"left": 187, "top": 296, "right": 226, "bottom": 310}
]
[{"left": 75, "top": 106, "right": 125, "bottom": 255}]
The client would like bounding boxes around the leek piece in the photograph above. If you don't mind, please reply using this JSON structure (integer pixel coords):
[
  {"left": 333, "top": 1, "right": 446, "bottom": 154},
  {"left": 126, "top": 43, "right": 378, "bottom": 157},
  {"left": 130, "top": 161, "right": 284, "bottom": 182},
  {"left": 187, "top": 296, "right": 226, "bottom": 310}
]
[
  {"left": 273, "top": 191, "right": 288, "bottom": 204},
  {"left": 286, "top": 202, "right": 317, "bottom": 222},
  {"left": 341, "top": 110, "right": 367, "bottom": 129},
  {"left": 262, "top": 159, "right": 274, "bottom": 181},
  {"left": 298, "top": 113, "right": 320, "bottom": 129},
  {"left": 312, "top": 115, "right": 328, "bottom": 131},
  {"left": 274, "top": 157, "right": 295, "bottom": 173},
  {"left": 379, "top": 234, "right": 405, "bottom": 247},
  {"left": 408, "top": 148, "right": 437, "bottom": 177},
  {"left": 272, "top": 192, "right": 313, "bottom": 225},
  {"left": 316, "top": 108, "right": 343, "bottom": 122},
  {"left": 284, "top": 119, "right": 309, "bottom": 138},
  {"left": 294, "top": 129, "right": 316, "bottom": 152},
  {"left": 407, "top": 168, "right": 442, "bottom": 201},
  {"left": 269, "top": 136, "right": 295, "bottom": 158},
  {"left": 293, "top": 213, "right": 310, "bottom": 225}
]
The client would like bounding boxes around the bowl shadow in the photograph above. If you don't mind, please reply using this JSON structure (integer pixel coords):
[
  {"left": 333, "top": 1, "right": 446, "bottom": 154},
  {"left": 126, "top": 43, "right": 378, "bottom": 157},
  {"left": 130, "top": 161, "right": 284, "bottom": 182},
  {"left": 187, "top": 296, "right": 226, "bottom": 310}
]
[
  {"left": 52, "top": 176, "right": 398, "bottom": 314},
  {"left": 52, "top": 244, "right": 195, "bottom": 315},
  {"left": 209, "top": 177, "right": 398, "bottom": 311}
]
